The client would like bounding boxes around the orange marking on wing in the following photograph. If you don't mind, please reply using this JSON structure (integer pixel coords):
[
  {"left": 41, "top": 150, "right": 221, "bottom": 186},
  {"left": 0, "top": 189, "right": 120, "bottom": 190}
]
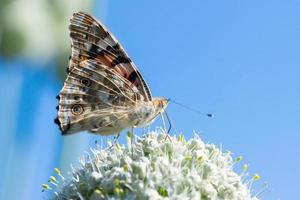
[{"left": 95, "top": 54, "right": 114, "bottom": 67}]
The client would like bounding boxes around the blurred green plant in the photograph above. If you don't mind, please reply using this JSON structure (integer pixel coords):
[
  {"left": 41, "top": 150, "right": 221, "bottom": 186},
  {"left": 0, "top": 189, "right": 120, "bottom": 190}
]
[
  {"left": 0, "top": 0, "right": 99, "bottom": 77},
  {"left": 43, "top": 130, "right": 261, "bottom": 200}
]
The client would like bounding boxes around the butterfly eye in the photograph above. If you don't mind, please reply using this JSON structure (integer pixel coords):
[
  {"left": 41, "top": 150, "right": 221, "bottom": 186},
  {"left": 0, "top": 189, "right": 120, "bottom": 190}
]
[
  {"left": 81, "top": 78, "right": 91, "bottom": 87},
  {"left": 71, "top": 104, "right": 84, "bottom": 115}
]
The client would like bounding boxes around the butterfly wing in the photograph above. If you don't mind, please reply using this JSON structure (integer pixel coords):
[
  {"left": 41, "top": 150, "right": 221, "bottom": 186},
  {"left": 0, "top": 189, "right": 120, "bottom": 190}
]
[
  {"left": 55, "top": 59, "right": 144, "bottom": 135},
  {"left": 55, "top": 12, "right": 154, "bottom": 135},
  {"left": 68, "top": 12, "right": 152, "bottom": 101}
]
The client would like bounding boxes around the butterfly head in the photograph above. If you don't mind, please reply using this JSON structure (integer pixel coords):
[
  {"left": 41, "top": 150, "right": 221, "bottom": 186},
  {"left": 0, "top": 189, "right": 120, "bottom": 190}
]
[{"left": 152, "top": 97, "right": 169, "bottom": 114}]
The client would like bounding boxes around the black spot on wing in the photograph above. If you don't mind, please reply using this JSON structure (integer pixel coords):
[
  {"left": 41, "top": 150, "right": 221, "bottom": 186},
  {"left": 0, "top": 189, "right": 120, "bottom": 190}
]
[
  {"left": 111, "top": 56, "right": 131, "bottom": 67},
  {"left": 54, "top": 116, "right": 71, "bottom": 135},
  {"left": 54, "top": 117, "right": 64, "bottom": 133},
  {"left": 128, "top": 71, "right": 138, "bottom": 82},
  {"left": 103, "top": 43, "right": 125, "bottom": 57},
  {"left": 54, "top": 117, "right": 60, "bottom": 125},
  {"left": 87, "top": 43, "right": 107, "bottom": 57},
  {"left": 113, "top": 44, "right": 121, "bottom": 49},
  {"left": 106, "top": 46, "right": 112, "bottom": 51}
]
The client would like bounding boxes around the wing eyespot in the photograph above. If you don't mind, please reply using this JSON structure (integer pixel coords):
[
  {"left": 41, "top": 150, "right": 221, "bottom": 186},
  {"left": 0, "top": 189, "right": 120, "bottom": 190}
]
[
  {"left": 81, "top": 78, "right": 91, "bottom": 87},
  {"left": 71, "top": 104, "right": 84, "bottom": 115}
]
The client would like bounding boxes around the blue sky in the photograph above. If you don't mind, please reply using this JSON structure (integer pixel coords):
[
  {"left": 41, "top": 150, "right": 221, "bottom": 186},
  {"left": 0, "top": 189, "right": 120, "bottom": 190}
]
[
  {"left": 97, "top": 1, "right": 300, "bottom": 199},
  {"left": 0, "top": 0, "right": 299, "bottom": 199}
]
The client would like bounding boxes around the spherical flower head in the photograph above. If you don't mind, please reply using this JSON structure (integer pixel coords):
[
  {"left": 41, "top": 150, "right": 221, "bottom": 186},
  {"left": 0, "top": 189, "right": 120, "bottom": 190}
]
[{"left": 47, "top": 130, "right": 259, "bottom": 200}]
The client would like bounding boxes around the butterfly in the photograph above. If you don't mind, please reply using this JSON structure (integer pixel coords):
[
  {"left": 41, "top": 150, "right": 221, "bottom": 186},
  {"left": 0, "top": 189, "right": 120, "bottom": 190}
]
[{"left": 54, "top": 12, "right": 168, "bottom": 136}]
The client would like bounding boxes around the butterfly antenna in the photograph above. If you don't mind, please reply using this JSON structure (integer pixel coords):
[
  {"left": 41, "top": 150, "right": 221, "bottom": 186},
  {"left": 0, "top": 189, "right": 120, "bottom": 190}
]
[{"left": 169, "top": 99, "right": 214, "bottom": 118}]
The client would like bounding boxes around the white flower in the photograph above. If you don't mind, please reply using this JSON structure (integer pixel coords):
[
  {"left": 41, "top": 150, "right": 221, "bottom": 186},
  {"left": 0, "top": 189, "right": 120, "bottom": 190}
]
[{"left": 46, "top": 130, "right": 260, "bottom": 200}]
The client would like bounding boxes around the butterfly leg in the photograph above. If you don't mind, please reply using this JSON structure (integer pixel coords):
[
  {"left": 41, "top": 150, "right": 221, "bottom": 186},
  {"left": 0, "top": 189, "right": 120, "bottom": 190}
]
[
  {"left": 107, "top": 133, "right": 120, "bottom": 150},
  {"left": 163, "top": 111, "right": 172, "bottom": 141},
  {"left": 113, "top": 133, "right": 120, "bottom": 144},
  {"left": 161, "top": 113, "right": 167, "bottom": 132}
]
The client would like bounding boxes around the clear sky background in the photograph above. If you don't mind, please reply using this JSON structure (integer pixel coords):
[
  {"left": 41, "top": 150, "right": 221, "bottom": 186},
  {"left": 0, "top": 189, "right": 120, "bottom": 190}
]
[
  {"left": 0, "top": 0, "right": 299, "bottom": 199},
  {"left": 97, "top": 1, "right": 300, "bottom": 199}
]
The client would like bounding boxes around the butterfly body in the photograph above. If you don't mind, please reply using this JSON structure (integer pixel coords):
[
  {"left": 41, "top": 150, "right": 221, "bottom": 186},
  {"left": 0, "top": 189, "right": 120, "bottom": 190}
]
[
  {"left": 55, "top": 12, "right": 168, "bottom": 136},
  {"left": 89, "top": 98, "right": 167, "bottom": 135}
]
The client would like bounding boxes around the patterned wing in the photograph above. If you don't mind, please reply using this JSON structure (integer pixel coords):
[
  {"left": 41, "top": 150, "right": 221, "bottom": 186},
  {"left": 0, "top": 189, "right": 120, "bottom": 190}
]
[
  {"left": 55, "top": 59, "right": 143, "bottom": 135},
  {"left": 68, "top": 12, "right": 152, "bottom": 101}
]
